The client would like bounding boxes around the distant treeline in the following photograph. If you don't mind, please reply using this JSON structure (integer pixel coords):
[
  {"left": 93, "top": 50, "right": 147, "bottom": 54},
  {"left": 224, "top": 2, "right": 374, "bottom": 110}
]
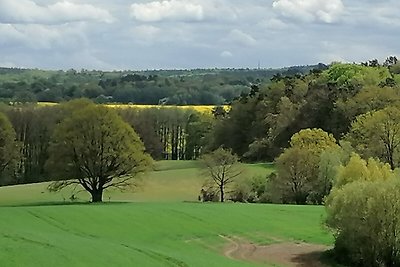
[
  {"left": 0, "top": 103, "right": 215, "bottom": 185},
  {"left": 0, "top": 65, "right": 323, "bottom": 105}
]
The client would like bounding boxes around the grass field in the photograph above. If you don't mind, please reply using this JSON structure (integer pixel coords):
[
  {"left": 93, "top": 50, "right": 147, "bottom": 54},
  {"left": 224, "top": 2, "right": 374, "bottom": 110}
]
[
  {"left": 0, "top": 161, "right": 333, "bottom": 267},
  {"left": 0, "top": 161, "right": 274, "bottom": 205}
]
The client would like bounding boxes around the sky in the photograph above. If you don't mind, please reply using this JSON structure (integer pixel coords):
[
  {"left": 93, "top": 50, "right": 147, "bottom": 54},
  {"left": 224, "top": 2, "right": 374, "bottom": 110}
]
[{"left": 0, "top": 0, "right": 398, "bottom": 70}]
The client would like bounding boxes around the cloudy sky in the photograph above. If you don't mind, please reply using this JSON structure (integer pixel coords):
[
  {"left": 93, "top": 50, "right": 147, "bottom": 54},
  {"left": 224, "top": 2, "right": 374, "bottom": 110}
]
[{"left": 0, "top": 0, "right": 398, "bottom": 70}]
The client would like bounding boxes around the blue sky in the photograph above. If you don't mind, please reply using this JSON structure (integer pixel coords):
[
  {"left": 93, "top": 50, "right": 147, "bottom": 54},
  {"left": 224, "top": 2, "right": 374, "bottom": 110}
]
[{"left": 0, "top": 0, "right": 398, "bottom": 70}]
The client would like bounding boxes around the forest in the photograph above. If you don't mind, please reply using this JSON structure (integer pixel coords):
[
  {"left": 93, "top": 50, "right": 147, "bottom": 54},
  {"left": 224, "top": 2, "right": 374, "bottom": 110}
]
[
  {"left": 1, "top": 57, "right": 400, "bottom": 266},
  {"left": 0, "top": 64, "right": 322, "bottom": 105}
]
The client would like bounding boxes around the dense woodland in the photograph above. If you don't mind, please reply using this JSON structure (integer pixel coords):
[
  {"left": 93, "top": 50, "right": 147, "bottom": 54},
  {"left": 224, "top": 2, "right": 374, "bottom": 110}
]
[
  {"left": 1, "top": 57, "right": 400, "bottom": 266},
  {"left": 0, "top": 65, "right": 321, "bottom": 105}
]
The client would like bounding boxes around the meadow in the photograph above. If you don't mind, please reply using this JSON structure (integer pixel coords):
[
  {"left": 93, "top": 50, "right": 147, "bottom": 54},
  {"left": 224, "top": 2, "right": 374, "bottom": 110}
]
[{"left": 0, "top": 161, "right": 333, "bottom": 267}]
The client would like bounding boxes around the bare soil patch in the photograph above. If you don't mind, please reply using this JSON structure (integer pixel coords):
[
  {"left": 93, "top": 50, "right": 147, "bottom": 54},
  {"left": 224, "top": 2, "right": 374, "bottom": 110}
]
[{"left": 220, "top": 235, "right": 331, "bottom": 267}]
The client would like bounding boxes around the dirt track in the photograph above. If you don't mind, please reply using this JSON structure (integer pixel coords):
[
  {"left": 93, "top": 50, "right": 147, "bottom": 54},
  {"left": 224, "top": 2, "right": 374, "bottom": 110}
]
[{"left": 220, "top": 235, "right": 330, "bottom": 267}]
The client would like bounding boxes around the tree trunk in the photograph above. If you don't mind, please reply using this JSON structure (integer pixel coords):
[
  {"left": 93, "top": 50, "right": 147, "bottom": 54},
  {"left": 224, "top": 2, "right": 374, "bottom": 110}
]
[
  {"left": 388, "top": 152, "right": 395, "bottom": 170},
  {"left": 91, "top": 188, "right": 103, "bottom": 203},
  {"left": 220, "top": 185, "right": 224, "bottom": 203}
]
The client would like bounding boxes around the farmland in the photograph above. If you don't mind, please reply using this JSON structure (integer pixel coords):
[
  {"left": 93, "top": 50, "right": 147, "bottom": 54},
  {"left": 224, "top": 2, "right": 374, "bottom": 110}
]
[
  {"left": 0, "top": 161, "right": 333, "bottom": 267},
  {"left": 37, "top": 102, "right": 229, "bottom": 114}
]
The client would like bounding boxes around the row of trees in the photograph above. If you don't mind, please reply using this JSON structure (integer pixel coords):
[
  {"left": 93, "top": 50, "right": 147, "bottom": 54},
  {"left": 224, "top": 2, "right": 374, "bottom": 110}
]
[
  {"left": 0, "top": 102, "right": 216, "bottom": 184},
  {"left": 119, "top": 108, "right": 212, "bottom": 160},
  {"left": 0, "top": 100, "right": 152, "bottom": 202}
]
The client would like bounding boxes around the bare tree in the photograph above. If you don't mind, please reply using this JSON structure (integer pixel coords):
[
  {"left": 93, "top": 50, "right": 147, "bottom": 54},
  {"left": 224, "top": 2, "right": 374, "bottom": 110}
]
[{"left": 201, "top": 148, "right": 243, "bottom": 202}]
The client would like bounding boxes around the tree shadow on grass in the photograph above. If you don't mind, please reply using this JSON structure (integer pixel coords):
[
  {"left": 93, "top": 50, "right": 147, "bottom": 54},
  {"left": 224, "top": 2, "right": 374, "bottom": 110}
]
[
  {"left": 292, "top": 249, "right": 349, "bottom": 267},
  {"left": 291, "top": 251, "right": 329, "bottom": 267}
]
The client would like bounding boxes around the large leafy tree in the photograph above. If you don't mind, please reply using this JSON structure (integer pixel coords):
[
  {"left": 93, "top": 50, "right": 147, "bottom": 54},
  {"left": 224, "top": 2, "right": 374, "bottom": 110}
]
[
  {"left": 271, "top": 128, "right": 338, "bottom": 204},
  {"left": 346, "top": 106, "right": 400, "bottom": 169},
  {"left": 46, "top": 105, "right": 152, "bottom": 202},
  {"left": 0, "top": 112, "right": 19, "bottom": 183}
]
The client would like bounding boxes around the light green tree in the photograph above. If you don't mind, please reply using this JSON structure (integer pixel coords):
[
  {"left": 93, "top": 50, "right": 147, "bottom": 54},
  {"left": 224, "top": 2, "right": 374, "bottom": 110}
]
[
  {"left": 317, "top": 147, "right": 344, "bottom": 199},
  {"left": 337, "top": 86, "right": 400, "bottom": 122},
  {"left": 346, "top": 106, "right": 400, "bottom": 169},
  {"left": 0, "top": 112, "right": 19, "bottom": 183},
  {"left": 272, "top": 128, "right": 338, "bottom": 204},
  {"left": 46, "top": 105, "right": 152, "bottom": 202},
  {"left": 326, "top": 155, "right": 400, "bottom": 267},
  {"left": 290, "top": 128, "right": 337, "bottom": 152}
]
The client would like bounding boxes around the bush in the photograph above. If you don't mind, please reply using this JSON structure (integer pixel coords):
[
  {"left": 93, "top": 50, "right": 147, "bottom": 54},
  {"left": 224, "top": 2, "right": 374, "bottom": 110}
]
[
  {"left": 229, "top": 175, "right": 268, "bottom": 203},
  {"left": 326, "top": 155, "right": 400, "bottom": 267}
]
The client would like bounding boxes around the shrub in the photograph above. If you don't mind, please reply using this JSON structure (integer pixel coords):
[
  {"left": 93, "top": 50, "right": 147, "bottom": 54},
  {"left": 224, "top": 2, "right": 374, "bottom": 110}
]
[{"left": 326, "top": 155, "right": 400, "bottom": 267}]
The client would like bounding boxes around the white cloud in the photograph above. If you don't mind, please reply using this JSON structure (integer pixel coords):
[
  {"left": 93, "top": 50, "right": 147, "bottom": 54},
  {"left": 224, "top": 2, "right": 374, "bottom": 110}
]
[
  {"left": 0, "top": 0, "right": 114, "bottom": 24},
  {"left": 272, "top": 0, "right": 344, "bottom": 23},
  {"left": 227, "top": 29, "right": 257, "bottom": 46},
  {"left": 0, "top": 23, "right": 87, "bottom": 50},
  {"left": 130, "top": 0, "right": 204, "bottom": 22},
  {"left": 220, "top": 50, "right": 233, "bottom": 58},
  {"left": 374, "top": 6, "right": 400, "bottom": 27},
  {"left": 131, "top": 25, "right": 161, "bottom": 43},
  {"left": 259, "top": 18, "right": 288, "bottom": 30},
  {"left": 0, "top": 0, "right": 399, "bottom": 70}
]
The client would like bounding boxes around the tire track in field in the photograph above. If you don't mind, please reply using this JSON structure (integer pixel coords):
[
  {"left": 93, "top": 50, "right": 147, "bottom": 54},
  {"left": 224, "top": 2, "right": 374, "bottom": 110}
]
[
  {"left": 121, "top": 244, "right": 188, "bottom": 267},
  {"left": 27, "top": 210, "right": 98, "bottom": 240},
  {"left": 167, "top": 209, "right": 207, "bottom": 223},
  {"left": 219, "top": 235, "right": 257, "bottom": 260},
  {"left": 220, "top": 234, "right": 330, "bottom": 267},
  {"left": 2, "top": 233, "right": 55, "bottom": 248}
]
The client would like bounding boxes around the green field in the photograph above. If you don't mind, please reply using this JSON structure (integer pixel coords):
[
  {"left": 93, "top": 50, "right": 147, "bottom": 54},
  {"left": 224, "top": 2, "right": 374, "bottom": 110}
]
[
  {"left": 0, "top": 161, "right": 333, "bottom": 267},
  {"left": 0, "top": 161, "right": 274, "bottom": 205}
]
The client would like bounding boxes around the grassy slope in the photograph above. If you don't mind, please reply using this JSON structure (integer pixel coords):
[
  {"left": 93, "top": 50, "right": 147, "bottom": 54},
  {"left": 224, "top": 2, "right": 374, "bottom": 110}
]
[
  {"left": 0, "top": 161, "right": 332, "bottom": 267},
  {"left": 0, "top": 161, "right": 274, "bottom": 205}
]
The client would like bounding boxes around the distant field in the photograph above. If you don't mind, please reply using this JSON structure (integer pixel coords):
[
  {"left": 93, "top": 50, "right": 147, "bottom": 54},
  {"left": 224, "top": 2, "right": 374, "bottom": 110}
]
[
  {"left": 37, "top": 102, "right": 230, "bottom": 114},
  {"left": 0, "top": 161, "right": 334, "bottom": 267}
]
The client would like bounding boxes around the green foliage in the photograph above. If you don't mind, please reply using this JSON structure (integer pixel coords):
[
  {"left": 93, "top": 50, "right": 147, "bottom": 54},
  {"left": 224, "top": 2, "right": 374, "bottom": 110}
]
[
  {"left": 346, "top": 106, "right": 400, "bottom": 169},
  {"left": 0, "top": 67, "right": 317, "bottom": 105},
  {"left": 0, "top": 112, "right": 19, "bottom": 184},
  {"left": 337, "top": 86, "right": 400, "bottom": 122},
  {"left": 270, "top": 128, "right": 338, "bottom": 204},
  {"left": 326, "top": 155, "right": 400, "bottom": 266},
  {"left": 290, "top": 128, "right": 337, "bottom": 152},
  {"left": 334, "top": 154, "right": 392, "bottom": 188},
  {"left": 208, "top": 62, "right": 399, "bottom": 161},
  {"left": 325, "top": 63, "right": 391, "bottom": 88},
  {"left": 230, "top": 175, "right": 269, "bottom": 203},
  {"left": 119, "top": 107, "right": 212, "bottom": 160},
  {"left": 390, "top": 63, "right": 400, "bottom": 75},
  {"left": 316, "top": 147, "right": 344, "bottom": 200},
  {"left": 46, "top": 105, "right": 152, "bottom": 202},
  {"left": 274, "top": 147, "right": 319, "bottom": 204}
]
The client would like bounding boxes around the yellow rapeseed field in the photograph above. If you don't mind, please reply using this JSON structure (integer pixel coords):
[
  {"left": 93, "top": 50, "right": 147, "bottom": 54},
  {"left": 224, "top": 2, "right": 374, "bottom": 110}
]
[{"left": 37, "top": 102, "right": 229, "bottom": 114}]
